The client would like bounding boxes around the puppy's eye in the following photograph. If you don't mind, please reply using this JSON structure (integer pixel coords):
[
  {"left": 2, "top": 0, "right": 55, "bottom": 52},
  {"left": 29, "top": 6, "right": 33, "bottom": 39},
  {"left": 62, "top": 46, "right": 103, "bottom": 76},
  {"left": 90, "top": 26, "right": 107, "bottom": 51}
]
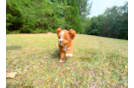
[{"left": 64, "top": 38, "right": 66, "bottom": 40}]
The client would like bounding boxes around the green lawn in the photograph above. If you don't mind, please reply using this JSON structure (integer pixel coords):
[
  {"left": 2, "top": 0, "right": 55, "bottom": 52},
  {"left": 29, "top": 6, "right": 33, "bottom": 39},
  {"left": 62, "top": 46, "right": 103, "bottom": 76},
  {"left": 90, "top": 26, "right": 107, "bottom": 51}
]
[{"left": 6, "top": 33, "right": 128, "bottom": 88}]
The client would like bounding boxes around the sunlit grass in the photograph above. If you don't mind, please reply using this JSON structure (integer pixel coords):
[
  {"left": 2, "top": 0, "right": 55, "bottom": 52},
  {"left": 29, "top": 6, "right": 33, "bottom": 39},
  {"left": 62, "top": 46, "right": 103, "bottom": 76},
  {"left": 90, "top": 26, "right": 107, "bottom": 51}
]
[{"left": 6, "top": 33, "right": 128, "bottom": 88}]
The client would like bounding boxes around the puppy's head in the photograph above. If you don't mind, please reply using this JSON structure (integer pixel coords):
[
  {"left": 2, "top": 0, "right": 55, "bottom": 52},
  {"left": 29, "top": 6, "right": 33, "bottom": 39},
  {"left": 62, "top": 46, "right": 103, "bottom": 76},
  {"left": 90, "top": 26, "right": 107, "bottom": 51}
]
[{"left": 57, "top": 27, "right": 76, "bottom": 46}]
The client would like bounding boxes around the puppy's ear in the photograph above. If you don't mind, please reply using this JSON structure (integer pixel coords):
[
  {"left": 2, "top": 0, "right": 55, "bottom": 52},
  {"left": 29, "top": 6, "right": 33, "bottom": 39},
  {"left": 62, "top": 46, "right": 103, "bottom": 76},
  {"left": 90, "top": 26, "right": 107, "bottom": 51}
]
[
  {"left": 57, "top": 27, "right": 61, "bottom": 35},
  {"left": 69, "top": 29, "right": 76, "bottom": 40}
]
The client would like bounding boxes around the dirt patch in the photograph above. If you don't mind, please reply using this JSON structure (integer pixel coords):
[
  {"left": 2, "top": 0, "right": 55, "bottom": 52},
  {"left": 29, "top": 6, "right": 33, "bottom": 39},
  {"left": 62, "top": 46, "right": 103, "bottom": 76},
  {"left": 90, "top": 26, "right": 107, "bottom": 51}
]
[{"left": 46, "top": 32, "right": 55, "bottom": 34}]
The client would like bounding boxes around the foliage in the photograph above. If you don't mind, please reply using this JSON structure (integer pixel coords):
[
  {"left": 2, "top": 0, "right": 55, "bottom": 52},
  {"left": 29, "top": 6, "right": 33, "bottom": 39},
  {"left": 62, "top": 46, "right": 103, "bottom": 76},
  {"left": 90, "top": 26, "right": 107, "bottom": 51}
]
[
  {"left": 6, "top": 0, "right": 128, "bottom": 39},
  {"left": 6, "top": 0, "right": 91, "bottom": 33},
  {"left": 85, "top": 2, "right": 128, "bottom": 39}
]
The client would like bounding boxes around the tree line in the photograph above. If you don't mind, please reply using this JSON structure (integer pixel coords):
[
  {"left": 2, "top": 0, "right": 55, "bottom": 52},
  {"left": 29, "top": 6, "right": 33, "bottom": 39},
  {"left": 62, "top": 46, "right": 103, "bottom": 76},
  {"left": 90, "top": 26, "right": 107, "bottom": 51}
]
[
  {"left": 6, "top": 0, "right": 91, "bottom": 34},
  {"left": 85, "top": 2, "right": 128, "bottom": 39},
  {"left": 6, "top": 0, "right": 128, "bottom": 39}
]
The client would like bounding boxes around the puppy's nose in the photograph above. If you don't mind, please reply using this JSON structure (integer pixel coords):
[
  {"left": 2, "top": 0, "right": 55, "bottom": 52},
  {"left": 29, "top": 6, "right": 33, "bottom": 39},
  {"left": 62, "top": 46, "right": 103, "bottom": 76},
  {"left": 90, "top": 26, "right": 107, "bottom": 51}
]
[{"left": 60, "top": 41, "right": 62, "bottom": 43}]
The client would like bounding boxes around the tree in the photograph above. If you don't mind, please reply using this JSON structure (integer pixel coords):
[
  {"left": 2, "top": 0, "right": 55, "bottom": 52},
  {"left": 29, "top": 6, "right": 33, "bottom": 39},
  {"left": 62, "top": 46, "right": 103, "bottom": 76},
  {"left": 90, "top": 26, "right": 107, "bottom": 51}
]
[
  {"left": 85, "top": 1, "right": 128, "bottom": 39},
  {"left": 6, "top": 0, "right": 92, "bottom": 34}
]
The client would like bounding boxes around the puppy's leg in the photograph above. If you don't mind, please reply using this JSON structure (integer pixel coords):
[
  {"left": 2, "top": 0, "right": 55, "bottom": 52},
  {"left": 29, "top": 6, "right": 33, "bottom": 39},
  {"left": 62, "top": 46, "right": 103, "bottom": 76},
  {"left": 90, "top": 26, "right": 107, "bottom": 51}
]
[
  {"left": 66, "top": 47, "right": 73, "bottom": 58},
  {"left": 59, "top": 45, "right": 66, "bottom": 63},
  {"left": 60, "top": 52, "right": 66, "bottom": 63}
]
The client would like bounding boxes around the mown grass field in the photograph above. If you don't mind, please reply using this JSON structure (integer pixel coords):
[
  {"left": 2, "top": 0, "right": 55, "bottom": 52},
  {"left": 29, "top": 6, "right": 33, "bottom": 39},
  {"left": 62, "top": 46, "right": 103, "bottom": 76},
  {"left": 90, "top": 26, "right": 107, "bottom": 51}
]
[{"left": 6, "top": 33, "right": 128, "bottom": 88}]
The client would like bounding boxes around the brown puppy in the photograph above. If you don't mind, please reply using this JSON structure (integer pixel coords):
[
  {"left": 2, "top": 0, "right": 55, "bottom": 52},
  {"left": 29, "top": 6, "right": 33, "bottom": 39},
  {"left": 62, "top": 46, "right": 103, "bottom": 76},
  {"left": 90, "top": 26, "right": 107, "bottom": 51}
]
[{"left": 57, "top": 27, "right": 76, "bottom": 62}]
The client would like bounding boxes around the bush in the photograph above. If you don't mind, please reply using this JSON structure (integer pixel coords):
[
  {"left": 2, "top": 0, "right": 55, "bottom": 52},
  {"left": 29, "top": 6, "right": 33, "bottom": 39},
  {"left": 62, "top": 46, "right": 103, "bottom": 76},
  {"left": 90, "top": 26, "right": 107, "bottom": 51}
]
[
  {"left": 49, "top": 27, "right": 56, "bottom": 33},
  {"left": 43, "top": 30, "right": 49, "bottom": 33},
  {"left": 32, "top": 28, "right": 49, "bottom": 33},
  {"left": 12, "top": 30, "right": 21, "bottom": 34},
  {"left": 6, "top": 29, "right": 11, "bottom": 34}
]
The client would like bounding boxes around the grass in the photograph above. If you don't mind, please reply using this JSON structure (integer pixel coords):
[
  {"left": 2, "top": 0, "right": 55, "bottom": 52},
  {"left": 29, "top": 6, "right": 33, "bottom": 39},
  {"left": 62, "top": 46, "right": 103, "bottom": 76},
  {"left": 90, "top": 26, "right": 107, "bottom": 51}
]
[{"left": 6, "top": 33, "right": 128, "bottom": 88}]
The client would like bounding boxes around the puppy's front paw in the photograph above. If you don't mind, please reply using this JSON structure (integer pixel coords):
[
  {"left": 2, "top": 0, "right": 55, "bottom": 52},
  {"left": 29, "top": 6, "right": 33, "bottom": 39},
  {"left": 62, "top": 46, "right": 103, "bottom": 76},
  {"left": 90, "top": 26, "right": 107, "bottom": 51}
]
[
  {"left": 66, "top": 54, "right": 73, "bottom": 58},
  {"left": 59, "top": 60, "right": 65, "bottom": 63}
]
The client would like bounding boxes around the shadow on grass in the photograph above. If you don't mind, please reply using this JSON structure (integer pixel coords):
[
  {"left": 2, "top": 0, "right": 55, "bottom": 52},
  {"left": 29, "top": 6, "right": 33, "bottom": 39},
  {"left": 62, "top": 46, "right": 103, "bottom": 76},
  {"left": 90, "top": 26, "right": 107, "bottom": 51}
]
[
  {"left": 6, "top": 46, "right": 21, "bottom": 50},
  {"left": 51, "top": 49, "right": 60, "bottom": 59},
  {"left": 78, "top": 48, "right": 124, "bottom": 63},
  {"left": 79, "top": 57, "right": 92, "bottom": 62},
  {"left": 78, "top": 48, "right": 100, "bottom": 62}
]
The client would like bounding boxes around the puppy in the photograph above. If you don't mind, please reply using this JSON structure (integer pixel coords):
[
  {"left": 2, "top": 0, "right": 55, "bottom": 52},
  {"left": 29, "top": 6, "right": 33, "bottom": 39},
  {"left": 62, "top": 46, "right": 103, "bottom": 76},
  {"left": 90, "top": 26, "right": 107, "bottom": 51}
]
[{"left": 57, "top": 27, "right": 76, "bottom": 62}]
